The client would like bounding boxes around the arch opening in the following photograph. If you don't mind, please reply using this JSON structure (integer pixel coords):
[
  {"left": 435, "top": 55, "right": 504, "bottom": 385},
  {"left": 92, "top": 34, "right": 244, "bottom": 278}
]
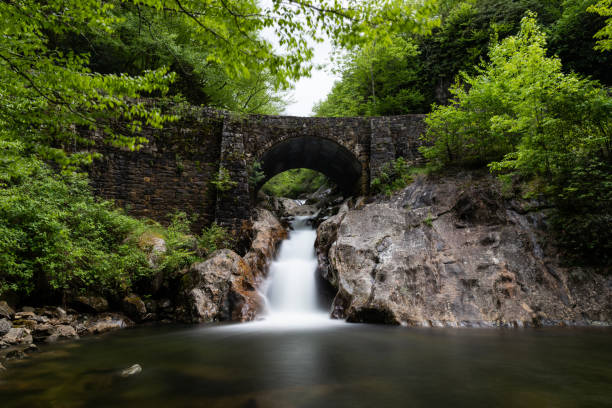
[{"left": 255, "top": 136, "right": 362, "bottom": 196}]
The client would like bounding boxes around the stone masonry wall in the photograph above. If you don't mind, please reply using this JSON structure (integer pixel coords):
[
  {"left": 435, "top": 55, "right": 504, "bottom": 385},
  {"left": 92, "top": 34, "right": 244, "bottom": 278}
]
[{"left": 87, "top": 105, "right": 426, "bottom": 231}]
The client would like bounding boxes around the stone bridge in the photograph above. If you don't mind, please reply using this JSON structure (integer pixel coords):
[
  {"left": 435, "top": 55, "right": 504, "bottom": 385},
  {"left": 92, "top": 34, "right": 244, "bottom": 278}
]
[{"left": 88, "top": 106, "right": 426, "bottom": 232}]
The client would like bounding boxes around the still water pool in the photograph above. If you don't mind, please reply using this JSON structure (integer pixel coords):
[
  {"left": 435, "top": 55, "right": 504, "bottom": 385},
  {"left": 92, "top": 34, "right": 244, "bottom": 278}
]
[{"left": 1, "top": 323, "right": 611, "bottom": 408}]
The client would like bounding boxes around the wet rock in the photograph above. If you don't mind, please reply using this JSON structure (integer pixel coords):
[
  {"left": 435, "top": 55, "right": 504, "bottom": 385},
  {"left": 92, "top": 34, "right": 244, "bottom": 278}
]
[
  {"left": 86, "top": 314, "right": 133, "bottom": 335},
  {"left": 185, "top": 249, "right": 264, "bottom": 323},
  {"left": 120, "top": 364, "right": 142, "bottom": 377},
  {"left": 0, "top": 301, "right": 14, "bottom": 319},
  {"left": 0, "top": 319, "right": 11, "bottom": 336},
  {"left": 243, "top": 208, "right": 287, "bottom": 279},
  {"left": 12, "top": 319, "right": 37, "bottom": 330},
  {"left": 72, "top": 296, "right": 109, "bottom": 313},
  {"left": 45, "top": 325, "right": 79, "bottom": 343},
  {"left": 24, "top": 344, "right": 38, "bottom": 353},
  {"left": 122, "top": 295, "right": 147, "bottom": 322},
  {"left": 2, "top": 328, "right": 33, "bottom": 345},
  {"left": 3, "top": 348, "right": 26, "bottom": 360},
  {"left": 13, "top": 311, "right": 36, "bottom": 320},
  {"left": 317, "top": 173, "right": 612, "bottom": 327}
]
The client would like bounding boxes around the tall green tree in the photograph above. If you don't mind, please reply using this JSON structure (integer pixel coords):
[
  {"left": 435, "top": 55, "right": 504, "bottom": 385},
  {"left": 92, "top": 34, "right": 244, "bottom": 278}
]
[
  {"left": 589, "top": 0, "right": 612, "bottom": 50},
  {"left": 422, "top": 14, "right": 612, "bottom": 263},
  {"left": 0, "top": 0, "right": 440, "bottom": 169}
]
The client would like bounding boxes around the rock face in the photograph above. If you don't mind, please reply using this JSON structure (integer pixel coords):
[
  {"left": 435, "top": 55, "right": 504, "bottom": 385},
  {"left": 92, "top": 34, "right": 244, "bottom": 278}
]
[
  {"left": 316, "top": 173, "right": 612, "bottom": 327},
  {"left": 186, "top": 249, "right": 264, "bottom": 322},
  {"left": 182, "top": 207, "right": 286, "bottom": 323},
  {"left": 243, "top": 208, "right": 287, "bottom": 282}
]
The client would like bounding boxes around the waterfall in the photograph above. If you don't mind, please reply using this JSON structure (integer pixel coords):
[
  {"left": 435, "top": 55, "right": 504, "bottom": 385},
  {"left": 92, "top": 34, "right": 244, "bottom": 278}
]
[{"left": 262, "top": 215, "right": 331, "bottom": 325}]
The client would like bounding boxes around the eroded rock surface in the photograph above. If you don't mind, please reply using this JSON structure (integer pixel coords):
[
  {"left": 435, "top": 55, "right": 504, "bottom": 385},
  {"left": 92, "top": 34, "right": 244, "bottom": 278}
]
[
  {"left": 182, "top": 207, "right": 287, "bottom": 323},
  {"left": 186, "top": 249, "right": 264, "bottom": 322},
  {"left": 317, "top": 173, "right": 612, "bottom": 327}
]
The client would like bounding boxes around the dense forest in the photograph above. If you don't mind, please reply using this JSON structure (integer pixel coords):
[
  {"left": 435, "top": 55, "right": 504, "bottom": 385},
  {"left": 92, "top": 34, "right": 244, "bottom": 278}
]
[
  {"left": 316, "top": 0, "right": 612, "bottom": 264},
  {"left": 0, "top": 0, "right": 610, "bottom": 305}
]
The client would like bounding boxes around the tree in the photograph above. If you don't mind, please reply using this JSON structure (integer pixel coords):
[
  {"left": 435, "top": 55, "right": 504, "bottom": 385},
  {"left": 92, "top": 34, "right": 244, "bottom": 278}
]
[
  {"left": 421, "top": 14, "right": 612, "bottom": 263},
  {"left": 589, "top": 0, "right": 612, "bottom": 50},
  {"left": 314, "top": 35, "right": 426, "bottom": 116},
  {"left": 0, "top": 0, "right": 440, "bottom": 169}
]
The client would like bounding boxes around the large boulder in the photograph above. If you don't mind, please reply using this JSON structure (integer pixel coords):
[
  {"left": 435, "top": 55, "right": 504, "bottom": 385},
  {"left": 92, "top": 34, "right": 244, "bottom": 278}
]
[
  {"left": 185, "top": 249, "right": 264, "bottom": 323},
  {"left": 317, "top": 173, "right": 612, "bottom": 327}
]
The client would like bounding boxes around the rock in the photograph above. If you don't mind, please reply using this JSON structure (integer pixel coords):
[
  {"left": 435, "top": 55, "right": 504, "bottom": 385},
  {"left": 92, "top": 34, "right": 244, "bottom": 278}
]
[
  {"left": 12, "top": 319, "right": 37, "bottom": 330},
  {"left": 243, "top": 208, "right": 287, "bottom": 279},
  {"left": 56, "top": 307, "right": 67, "bottom": 319},
  {"left": 21, "top": 306, "right": 35, "bottom": 313},
  {"left": 3, "top": 348, "right": 26, "bottom": 360},
  {"left": 0, "top": 362, "right": 5, "bottom": 371},
  {"left": 45, "top": 325, "right": 79, "bottom": 343},
  {"left": 0, "top": 301, "right": 14, "bottom": 319},
  {"left": 86, "top": 314, "right": 133, "bottom": 335},
  {"left": 0, "top": 319, "right": 11, "bottom": 336},
  {"left": 2, "top": 328, "right": 33, "bottom": 345},
  {"left": 317, "top": 173, "right": 612, "bottom": 327},
  {"left": 138, "top": 233, "right": 167, "bottom": 269},
  {"left": 122, "top": 295, "right": 147, "bottom": 322},
  {"left": 120, "top": 364, "right": 142, "bottom": 377},
  {"left": 72, "top": 296, "right": 109, "bottom": 313},
  {"left": 13, "top": 311, "right": 35, "bottom": 320},
  {"left": 185, "top": 249, "right": 264, "bottom": 323},
  {"left": 24, "top": 344, "right": 38, "bottom": 353}
]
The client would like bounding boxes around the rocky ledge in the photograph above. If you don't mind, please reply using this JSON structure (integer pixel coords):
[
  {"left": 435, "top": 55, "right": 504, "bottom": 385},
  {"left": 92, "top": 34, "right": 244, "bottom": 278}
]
[
  {"left": 0, "top": 300, "right": 133, "bottom": 368},
  {"left": 316, "top": 172, "right": 612, "bottom": 327}
]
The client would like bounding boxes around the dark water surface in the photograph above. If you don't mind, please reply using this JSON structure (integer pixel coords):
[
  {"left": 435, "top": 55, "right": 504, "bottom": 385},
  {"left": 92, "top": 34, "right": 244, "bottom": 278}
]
[{"left": 1, "top": 323, "right": 611, "bottom": 408}]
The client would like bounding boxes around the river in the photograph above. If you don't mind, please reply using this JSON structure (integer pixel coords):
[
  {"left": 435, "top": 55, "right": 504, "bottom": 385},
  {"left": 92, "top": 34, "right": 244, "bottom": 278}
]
[{"left": 1, "top": 216, "right": 611, "bottom": 407}]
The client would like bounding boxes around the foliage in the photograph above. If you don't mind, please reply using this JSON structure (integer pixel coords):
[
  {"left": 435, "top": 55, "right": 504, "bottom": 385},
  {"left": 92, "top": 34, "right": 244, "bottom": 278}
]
[
  {"left": 261, "top": 168, "right": 329, "bottom": 198},
  {"left": 0, "top": 137, "right": 148, "bottom": 298},
  {"left": 0, "top": 136, "right": 234, "bottom": 299},
  {"left": 248, "top": 161, "right": 266, "bottom": 187},
  {"left": 421, "top": 15, "right": 612, "bottom": 264},
  {"left": 54, "top": 1, "right": 288, "bottom": 114},
  {"left": 315, "top": 0, "right": 612, "bottom": 117},
  {"left": 198, "top": 223, "right": 233, "bottom": 258},
  {"left": 549, "top": 0, "right": 611, "bottom": 85},
  {"left": 589, "top": 0, "right": 612, "bottom": 50},
  {"left": 0, "top": 0, "right": 441, "bottom": 171},
  {"left": 314, "top": 36, "right": 426, "bottom": 116},
  {"left": 211, "top": 166, "right": 237, "bottom": 192},
  {"left": 370, "top": 158, "right": 422, "bottom": 196}
]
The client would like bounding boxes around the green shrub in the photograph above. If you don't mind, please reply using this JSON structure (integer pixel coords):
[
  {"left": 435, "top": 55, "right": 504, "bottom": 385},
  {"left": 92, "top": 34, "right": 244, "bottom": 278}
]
[
  {"left": 0, "top": 138, "right": 233, "bottom": 299},
  {"left": 371, "top": 158, "right": 422, "bottom": 196},
  {"left": 261, "top": 168, "right": 329, "bottom": 198},
  {"left": 420, "top": 14, "right": 612, "bottom": 264}
]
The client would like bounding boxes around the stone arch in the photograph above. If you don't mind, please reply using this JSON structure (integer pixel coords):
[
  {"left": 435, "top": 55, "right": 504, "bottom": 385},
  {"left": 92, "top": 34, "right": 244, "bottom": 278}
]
[{"left": 255, "top": 136, "right": 363, "bottom": 195}]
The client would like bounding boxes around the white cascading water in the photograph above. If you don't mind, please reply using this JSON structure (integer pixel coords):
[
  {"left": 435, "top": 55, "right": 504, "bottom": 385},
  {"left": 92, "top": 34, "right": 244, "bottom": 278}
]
[{"left": 261, "top": 215, "right": 335, "bottom": 327}]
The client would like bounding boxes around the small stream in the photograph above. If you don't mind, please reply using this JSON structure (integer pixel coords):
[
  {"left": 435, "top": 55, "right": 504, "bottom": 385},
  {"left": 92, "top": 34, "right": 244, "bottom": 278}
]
[{"left": 1, "top": 216, "right": 612, "bottom": 407}]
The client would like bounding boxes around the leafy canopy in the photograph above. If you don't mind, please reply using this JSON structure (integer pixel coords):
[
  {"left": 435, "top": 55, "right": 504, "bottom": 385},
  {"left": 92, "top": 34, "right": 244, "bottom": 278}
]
[{"left": 421, "top": 14, "right": 612, "bottom": 263}]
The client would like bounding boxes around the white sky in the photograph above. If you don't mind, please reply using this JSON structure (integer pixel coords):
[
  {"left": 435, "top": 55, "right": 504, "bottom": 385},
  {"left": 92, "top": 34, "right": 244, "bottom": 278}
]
[
  {"left": 260, "top": 0, "right": 339, "bottom": 117},
  {"left": 283, "top": 38, "right": 338, "bottom": 117}
]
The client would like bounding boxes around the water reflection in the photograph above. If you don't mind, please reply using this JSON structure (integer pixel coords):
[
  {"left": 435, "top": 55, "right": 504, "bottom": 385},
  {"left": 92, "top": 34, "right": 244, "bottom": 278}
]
[{"left": 1, "top": 325, "right": 612, "bottom": 407}]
